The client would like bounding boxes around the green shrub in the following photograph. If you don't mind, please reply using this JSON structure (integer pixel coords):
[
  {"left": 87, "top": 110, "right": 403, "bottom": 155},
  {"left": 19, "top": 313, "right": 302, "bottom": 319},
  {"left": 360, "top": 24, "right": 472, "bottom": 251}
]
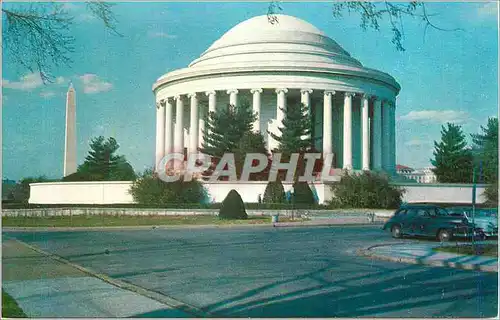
[
  {"left": 129, "top": 173, "right": 206, "bottom": 206},
  {"left": 484, "top": 180, "right": 498, "bottom": 206},
  {"left": 329, "top": 171, "right": 404, "bottom": 209},
  {"left": 292, "top": 181, "right": 316, "bottom": 205},
  {"left": 219, "top": 189, "right": 247, "bottom": 220},
  {"left": 263, "top": 179, "right": 286, "bottom": 204}
]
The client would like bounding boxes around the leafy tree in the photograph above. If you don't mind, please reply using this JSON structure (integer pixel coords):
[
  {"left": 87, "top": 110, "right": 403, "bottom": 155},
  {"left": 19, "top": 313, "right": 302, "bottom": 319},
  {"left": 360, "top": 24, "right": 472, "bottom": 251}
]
[
  {"left": 219, "top": 189, "right": 248, "bottom": 220},
  {"left": 129, "top": 170, "right": 206, "bottom": 206},
  {"left": 431, "top": 123, "right": 473, "bottom": 183},
  {"left": 201, "top": 100, "right": 256, "bottom": 159},
  {"left": 329, "top": 171, "right": 404, "bottom": 209},
  {"left": 63, "top": 136, "right": 136, "bottom": 181},
  {"left": 471, "top": 117, "right": 498, "bottom": 184},
  {"left": 2, "top": 1, "right": 120, "bottom": 83},
  {"left": 263, "top": 179, "right": 286, "bottom": 204},
  {"left": 268, "top": 1, "right": 461, "bottom": 52},
  {"left": 483, "top": 180, "right": 498, "bottom": 206}
]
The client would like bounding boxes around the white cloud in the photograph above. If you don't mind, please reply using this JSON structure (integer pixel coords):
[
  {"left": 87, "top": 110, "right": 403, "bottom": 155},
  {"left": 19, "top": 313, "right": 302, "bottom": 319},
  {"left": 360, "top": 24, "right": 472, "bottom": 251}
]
[
  {"left": 56, "top": 76, "right": 66, "bottom": 85},
  {"left": 477, "top": 2, "right": 498, "bottom": 17},
  {"left": 149, "top": 31, "right": 177, "bottom": 39},
  {"left": 40, "top": 91, "right": 56, "bottom": 99},
  {"left": 399, "top": 110, "right": 469, "bottom": 124},
  {"left": 3, "top": 72, "right": 44, "bottom": 91},
  {"left": 79, "top": 74, "right": 113, "bottom": 94}
]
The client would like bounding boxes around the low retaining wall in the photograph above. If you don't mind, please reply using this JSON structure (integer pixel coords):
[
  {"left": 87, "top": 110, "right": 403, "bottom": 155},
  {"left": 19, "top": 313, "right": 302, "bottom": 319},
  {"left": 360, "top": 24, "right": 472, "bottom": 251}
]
[
  {"left": 28, "top": 181, "right": 333, "bottom": 205},
  {"left": 28, "top": 181, "right": 487, "bottom": 206},
  {"left": 396, "top": 183, "right": 487, "bottom": 204}
]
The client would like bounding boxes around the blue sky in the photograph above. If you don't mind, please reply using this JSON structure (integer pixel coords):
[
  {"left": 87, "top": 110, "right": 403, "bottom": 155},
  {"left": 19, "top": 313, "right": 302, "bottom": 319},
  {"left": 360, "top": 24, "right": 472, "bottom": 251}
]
[{"left": 2, "top": 1, "right": 498, "bottom": 180}]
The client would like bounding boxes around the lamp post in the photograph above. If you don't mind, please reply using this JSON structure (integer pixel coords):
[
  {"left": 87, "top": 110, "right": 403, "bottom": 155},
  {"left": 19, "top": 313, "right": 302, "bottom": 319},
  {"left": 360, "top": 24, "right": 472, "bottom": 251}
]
[{"left": 291, "top": 185, "right": 295, "bottom": 221}]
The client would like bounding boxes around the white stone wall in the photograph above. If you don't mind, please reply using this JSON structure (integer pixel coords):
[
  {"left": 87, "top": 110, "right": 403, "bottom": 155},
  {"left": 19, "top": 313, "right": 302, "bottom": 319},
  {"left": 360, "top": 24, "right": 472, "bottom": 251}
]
[
  {"left": 28, "top": 181, "right": 487, "bottom": 205},
  {"left": 398, "top": 184, "right": 487, "bottom": 204},
  {"left": 29, "top": 182, "right": 135, "bottom": 205}
]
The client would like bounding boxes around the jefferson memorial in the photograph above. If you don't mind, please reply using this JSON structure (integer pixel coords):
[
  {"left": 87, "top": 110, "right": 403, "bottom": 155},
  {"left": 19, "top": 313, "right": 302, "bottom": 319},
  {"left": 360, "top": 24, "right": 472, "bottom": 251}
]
[
  {"left": 152, "top": 14, "right": 400, "bottom": 174},
  {"left": 28, "top": 15, "right": 485, "bottom": 205}
]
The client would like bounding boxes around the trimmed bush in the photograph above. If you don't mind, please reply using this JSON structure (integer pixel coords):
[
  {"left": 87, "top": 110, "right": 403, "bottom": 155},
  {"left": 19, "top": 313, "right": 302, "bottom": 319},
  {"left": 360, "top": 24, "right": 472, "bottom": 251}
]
[
  {"left": 292, "top": 181, "right": 317, "bottom": 205},
  {"left": 263, "top": 179, "right": 286, "bottom": 204},
  {"left": 129, "top": 172, "right": 206, "bottom": 206},
  {"left": 329, "top": 171, "right": 404, "bottom": 209},
  {"left": 219, "top": 189, "right": 247, "bottom": 220}
]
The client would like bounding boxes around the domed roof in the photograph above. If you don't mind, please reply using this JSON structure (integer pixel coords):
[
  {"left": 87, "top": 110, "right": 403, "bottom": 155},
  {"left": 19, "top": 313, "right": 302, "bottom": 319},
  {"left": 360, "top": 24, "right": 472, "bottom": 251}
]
[{"left": 189, "top": 14, "right": 362, "bottom": 68}]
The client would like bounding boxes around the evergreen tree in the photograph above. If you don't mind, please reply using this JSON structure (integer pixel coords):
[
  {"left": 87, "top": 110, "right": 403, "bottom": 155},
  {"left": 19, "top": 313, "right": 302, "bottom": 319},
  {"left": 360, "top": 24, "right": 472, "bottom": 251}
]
[
  {"left": 201, "top": 100, "right": 256, "bottom": 159},
  {"left": 268, "top": 102, "right": 314, "bottom": 181},
  {"left": 263, "top": 179, "right": 286, "bottom": 204},
  {"left": 268, "top": 102, "right": 312, "bottom": 155},
  {"left": 64, "top": 136, "right": 136, "bottom": 181},
  {"left": 233, "top": 131, "right": 269, "bottom": 180},
  {"left": 431, "top": 123, "right": 473, "bottom": 183},
  {"left": 471, "top": 117, "right": 498, "bottom": 184}
]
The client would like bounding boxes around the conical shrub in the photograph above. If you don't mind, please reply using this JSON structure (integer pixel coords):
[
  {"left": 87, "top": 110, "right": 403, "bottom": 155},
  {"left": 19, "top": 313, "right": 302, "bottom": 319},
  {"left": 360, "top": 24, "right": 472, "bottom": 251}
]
[
  {"left": 219, "top": 189, "right": 248, "bottom": 220},
  {"left": 292, "top": 181, "right": 316, "bottom": 205},
  {"left": 263, "top": 179, "right": 286, "bottom": 204}
]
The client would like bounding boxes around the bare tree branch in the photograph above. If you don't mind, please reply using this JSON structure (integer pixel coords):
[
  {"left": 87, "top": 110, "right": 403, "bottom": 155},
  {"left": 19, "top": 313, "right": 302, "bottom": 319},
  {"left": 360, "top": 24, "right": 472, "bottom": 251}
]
[
  {"left": 2, "top": 1, "right": 121, "bottom": 84},
  {"left": 85, "top": 0, "right": 122, "bottom": 36},
  {"left": 2, "top": 3, "right": 75, "bottom": 83},
  {"left": 269, "top": 1, "right": 463, "bottom": 52}
]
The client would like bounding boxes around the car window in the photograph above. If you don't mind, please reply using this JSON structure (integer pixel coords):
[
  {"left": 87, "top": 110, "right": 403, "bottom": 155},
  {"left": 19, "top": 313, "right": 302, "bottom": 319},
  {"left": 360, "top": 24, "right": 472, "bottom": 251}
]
[
  {"left": 406, "top": 209, "right": 417, "bottom": 217},
  {"left": 416, "top": 209, "right": 429, "bottom": 217},
  {"left": 396, "top": 209, "right": 407, "bottom": 216},
  {"left": 435, "top": 208, "right": 449, "bottom": 216}
]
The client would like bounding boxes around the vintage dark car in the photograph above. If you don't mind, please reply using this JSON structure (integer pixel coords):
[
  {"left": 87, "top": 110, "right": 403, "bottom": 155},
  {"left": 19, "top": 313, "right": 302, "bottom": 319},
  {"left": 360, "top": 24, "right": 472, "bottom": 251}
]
[
  {"left": 447, "top": 207, "right": 498, "bottom": 238},
  {"left": 383, "top": 204, "right": 485, "bottom": 242}
]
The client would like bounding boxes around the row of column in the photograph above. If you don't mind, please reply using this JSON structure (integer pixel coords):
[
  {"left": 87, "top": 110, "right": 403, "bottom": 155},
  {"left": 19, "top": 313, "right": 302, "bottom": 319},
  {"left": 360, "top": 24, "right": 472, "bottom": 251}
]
[{"left": 155, "top": 89, "right": 395, "bottom": 172}]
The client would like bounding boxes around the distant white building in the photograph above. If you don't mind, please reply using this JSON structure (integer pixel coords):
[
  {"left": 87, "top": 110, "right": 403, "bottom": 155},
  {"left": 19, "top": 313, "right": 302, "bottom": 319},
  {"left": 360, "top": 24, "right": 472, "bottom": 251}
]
[{"left": 396, "top": 165, "right": 437, "bottom": 184}]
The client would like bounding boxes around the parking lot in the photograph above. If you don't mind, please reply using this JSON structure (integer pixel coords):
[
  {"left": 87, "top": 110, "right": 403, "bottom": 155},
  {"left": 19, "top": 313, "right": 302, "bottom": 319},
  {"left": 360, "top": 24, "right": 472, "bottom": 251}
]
[{"left": 3, "top": 225, "right": 498, "bottom": 317}]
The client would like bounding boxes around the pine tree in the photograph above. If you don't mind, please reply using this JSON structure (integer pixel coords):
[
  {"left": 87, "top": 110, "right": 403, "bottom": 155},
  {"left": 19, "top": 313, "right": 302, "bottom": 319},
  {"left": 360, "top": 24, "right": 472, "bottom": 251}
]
[
  {"left": 268, "top": 102, "right": 314, "bottom": 181},
  {"left": 471, "top": 117, "right": 498, "bottom": 184},
  {"left": 64, "top": 136, "right": 136, "bottom": 181},
  {"left": 431, "top": 123, "right": 473, "bottom": 183},
  {"left": 233, "top": 131, "right": 269, "bottom": 180},
  {"left": 201, "top": 100, "right": 256, "bottom": 159},
  {"left": 268, "top": 102, "right": 312, "bottom": 155}
]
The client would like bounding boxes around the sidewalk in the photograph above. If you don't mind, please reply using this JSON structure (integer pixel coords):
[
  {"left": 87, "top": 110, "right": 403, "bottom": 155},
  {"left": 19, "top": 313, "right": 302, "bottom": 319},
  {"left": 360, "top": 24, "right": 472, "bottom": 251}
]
[
  {"left": 358, "top": 242, "right": 498, "bottom": 273},
  {"left": 2, "top": 239, "right": 195, "bottom": 318},
  {"left": 3, "top": 217, "right": 383, "bottom": 232}
]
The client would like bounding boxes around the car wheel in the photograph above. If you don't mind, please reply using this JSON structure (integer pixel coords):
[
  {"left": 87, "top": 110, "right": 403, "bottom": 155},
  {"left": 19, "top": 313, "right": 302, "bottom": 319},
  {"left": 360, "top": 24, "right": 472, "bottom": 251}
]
[
  {"left": 437, "top": 229, "right": 451, "bottom": 242},
  {"left": 391, "top": 225, "right": 402, "bottom": 238}
]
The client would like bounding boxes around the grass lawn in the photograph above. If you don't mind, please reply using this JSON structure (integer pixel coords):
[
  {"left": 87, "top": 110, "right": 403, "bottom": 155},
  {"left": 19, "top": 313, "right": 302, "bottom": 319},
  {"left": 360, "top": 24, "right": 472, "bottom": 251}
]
[
  {"left": 433, "top": 244, "right": 498, "bottom": 257},
  {"left": 2, "top": 290, "right": 27, "bottom": 318},
  {"left": 2, "top": 214, "right": 307, "bottom": 228}
]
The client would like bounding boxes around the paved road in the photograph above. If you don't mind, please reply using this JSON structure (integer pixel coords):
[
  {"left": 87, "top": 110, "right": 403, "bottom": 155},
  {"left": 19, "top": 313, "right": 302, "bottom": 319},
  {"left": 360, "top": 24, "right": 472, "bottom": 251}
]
[{"left": 4, "top": 225, "right": 498, "bottom": 317}]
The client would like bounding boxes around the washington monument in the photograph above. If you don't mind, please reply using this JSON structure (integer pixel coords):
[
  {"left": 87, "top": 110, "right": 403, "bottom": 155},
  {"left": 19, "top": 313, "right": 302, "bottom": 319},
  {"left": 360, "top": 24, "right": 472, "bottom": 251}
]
[{"left": 64, "top": 83, "right": 77, "bottom": 176}]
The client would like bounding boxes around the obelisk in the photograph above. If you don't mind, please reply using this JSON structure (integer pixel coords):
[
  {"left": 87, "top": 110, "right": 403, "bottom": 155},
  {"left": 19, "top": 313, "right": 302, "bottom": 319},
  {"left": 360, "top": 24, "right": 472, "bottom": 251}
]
[{"left": 63, "top": 83, "right": 77, "bottom": 176}]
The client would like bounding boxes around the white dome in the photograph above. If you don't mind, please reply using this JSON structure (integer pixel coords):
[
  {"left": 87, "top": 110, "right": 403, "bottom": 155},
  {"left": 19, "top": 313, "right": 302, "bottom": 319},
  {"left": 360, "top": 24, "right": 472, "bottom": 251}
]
[
  {"left": 153, "top": 14, "right": 400, "bottom": 97},
  {"left": 189, "top": 14, "right": 362, "bottom": 68}
]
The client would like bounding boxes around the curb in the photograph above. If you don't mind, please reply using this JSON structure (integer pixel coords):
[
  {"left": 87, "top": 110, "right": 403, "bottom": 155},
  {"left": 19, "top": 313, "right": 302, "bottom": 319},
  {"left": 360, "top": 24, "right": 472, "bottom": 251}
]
[
  {"left": 5, "top": 237, "right": 211, "bottom": 318},
  {"left": 2, "top": 222, "right": 383, "bottom": 232},
  {"left": 357, "top": 243, "right": 498, "bottom": 273}
]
